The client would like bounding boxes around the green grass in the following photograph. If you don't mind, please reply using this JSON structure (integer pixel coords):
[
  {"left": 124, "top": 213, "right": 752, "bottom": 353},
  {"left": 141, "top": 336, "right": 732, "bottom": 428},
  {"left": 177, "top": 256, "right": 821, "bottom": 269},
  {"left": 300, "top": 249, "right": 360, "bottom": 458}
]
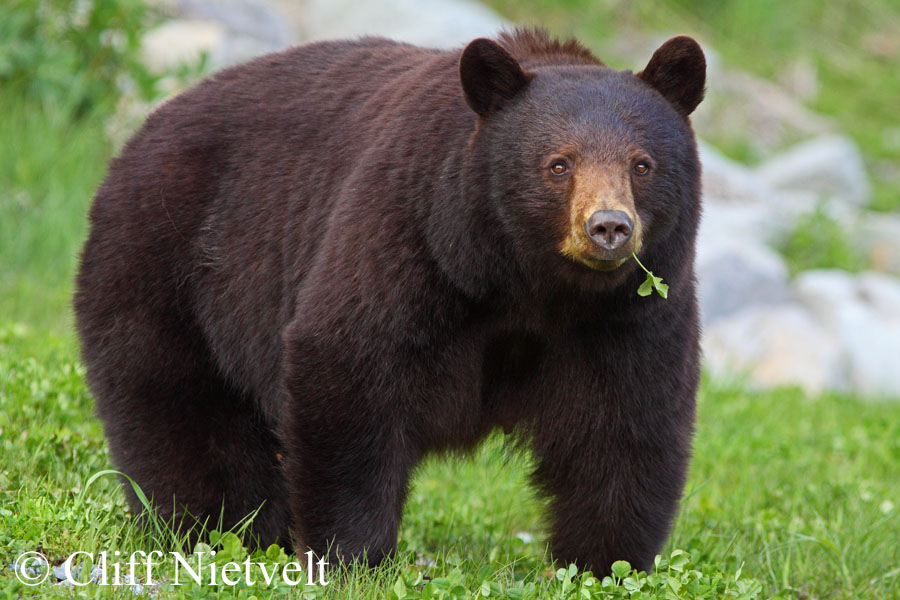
[
  {"left": 0, "top": 96, "right": 111, "bottom": 333},
  {"left": 1, "top": 325, "right": 898, "bottom": 599},
  {"left": 486, "top": 0, "right": 900, "bottom": 212}
]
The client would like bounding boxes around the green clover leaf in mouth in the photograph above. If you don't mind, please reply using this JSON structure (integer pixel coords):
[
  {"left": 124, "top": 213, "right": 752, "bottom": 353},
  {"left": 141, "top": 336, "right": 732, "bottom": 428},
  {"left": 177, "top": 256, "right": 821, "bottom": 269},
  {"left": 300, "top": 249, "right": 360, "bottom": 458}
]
[{"left": 633, "top": 252, "right": 669, "bottom": 299}]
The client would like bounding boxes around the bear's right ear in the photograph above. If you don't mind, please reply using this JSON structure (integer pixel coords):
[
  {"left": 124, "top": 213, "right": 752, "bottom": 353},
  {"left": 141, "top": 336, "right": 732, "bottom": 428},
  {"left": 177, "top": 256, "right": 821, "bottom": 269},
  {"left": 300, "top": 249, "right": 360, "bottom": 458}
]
[{"left": 460, "top": 38, "right": 532, "bottom": 117}]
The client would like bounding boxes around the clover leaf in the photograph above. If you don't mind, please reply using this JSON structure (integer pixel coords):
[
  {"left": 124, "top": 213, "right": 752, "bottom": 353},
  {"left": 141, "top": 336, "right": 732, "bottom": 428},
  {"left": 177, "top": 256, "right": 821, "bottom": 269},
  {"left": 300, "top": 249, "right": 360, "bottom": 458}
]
[{"left": 633, "top": 252, "right": 669, "bottom": 299}]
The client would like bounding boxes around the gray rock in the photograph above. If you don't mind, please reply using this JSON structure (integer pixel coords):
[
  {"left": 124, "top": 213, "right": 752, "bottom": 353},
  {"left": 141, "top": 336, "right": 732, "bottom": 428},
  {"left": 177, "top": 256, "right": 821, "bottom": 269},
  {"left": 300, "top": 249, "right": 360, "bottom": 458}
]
[
  {"left": 778, "top": 57, "right": 820, "bottom": 103},
  {"left": 697, "top": 142, "right": 812, "bottom": 247},
  {"left": 178, "top": 0, "right": 296, "bottom": 47},
  {"left": 11, "top": 554, "right": 48, "bottom": 580},
  {"left": 857, "top": 271, "right": 900, "bottom": 318},
  {"left": 697, "top": 191, "right": 812, "bottom": 251},
  {"left": 143, "top": 0, "right": 300, "bottom": 71},
  {"left": 141, "top": 19, "right": 226, "bottom": 73},
  {"left": 302, "top": 0, "right": 506, "bottom": 48},
  {"left": 794, "top": 269, "right": 859, "bottom": 323},
  {"left": 755, "top": 135, "right": 871, "bottom": 206},
  {"left": 829, "top": 299, "right": 900, "bottom": 399},
  {"left": 693, "top": 70, "right": 833, "bottom": 160},
  {"left": 212, "top": 34, "right": 287, "bottom": 67},
  {"left": 793, "top": 269, "right": 900, "bottom": 399},
  {"left": 858, "top": 211, "right": 900, "bottom": 276},
  {"left": 53, "top": 563, "right": 103, "bottom": 585},
  {"left": 696, "top": 237, "right": 792, "bottom": 324},
  {"left": 697, "top": 202, "right": 768, "bottom": 247},
  {"left": 698, "top": 141, "right": 773, "bottom": 205},
  {"left": 52, "top": 563, "right": 70, "bottom": 581},
  {"left": 703, "top": 304, "right": 845, "bottom": 395}
]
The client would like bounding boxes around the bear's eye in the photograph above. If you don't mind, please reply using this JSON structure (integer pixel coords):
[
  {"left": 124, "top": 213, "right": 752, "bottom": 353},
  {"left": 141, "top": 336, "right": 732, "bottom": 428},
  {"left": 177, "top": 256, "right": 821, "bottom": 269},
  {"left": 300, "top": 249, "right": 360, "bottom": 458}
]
[
  {"left": 549, "top": 160, "right": 569, "bottom": 176},
  {"left": 633, "top": 162, "right": 651, "bottom": 176}
]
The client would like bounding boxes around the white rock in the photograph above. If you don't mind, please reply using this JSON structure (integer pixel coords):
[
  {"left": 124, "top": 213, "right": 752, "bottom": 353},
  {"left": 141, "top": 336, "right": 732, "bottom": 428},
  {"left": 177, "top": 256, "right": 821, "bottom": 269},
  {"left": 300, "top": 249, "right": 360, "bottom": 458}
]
[
  {"left": 755, "top": 135, "right": 871, "bottom": 206},
  {"left": 178, "top": 0, "right": 296, "bottom": 47},
  {"left": 697, "top": 194, "right": 811, "bottom": 250},
  {"left": 792, "top": 269, "right": 900, "bottom": 398},
  {"left": 302, "top": 0, "right": 507, "bottom": 48},
  {"left": 698, "top": 142, "right": 812, "bottom": 247},
  {"left": 856, "top": 271, "right": 900, "bottom": 318},
  {"left": 703, "top": 304, "right": 845, "bottom": 395},
  {"left": 212, "top": 34, "right": 287, "bottom": 67},
  {"left": 858, "top": 211, "right": 900, "bottom": 276},
  {"left": 697, "top": 202, "right": 765, "bottom": 248},
  {"left": 696, "top": 237, "right": 792, "bottom": 324},
  {"left": 699, "top": 140, "right": 773, "bottom": 205},
  {"left": 141, "top": 19, "right": 226, "bottom": 72},
  {"left": 692, "top": 70, "right": 833, "bottom": 159},
  {"left": 778, "top": 57, "right": 820, "bottom": 103},
  {"left": 829, "top": 300, "right": 900, "bottom": 399},
  {"left": 794, "top": 269, "right": 859, "bottom": 323},
  {"left": 143, "top": 0, "right": 300, "bottom": 71}
]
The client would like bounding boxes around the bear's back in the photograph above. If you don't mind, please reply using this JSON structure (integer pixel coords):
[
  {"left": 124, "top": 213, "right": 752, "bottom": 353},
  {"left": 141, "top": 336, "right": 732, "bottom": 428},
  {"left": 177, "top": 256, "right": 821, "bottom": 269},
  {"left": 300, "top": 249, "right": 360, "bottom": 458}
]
[{"left": 78, "top": 38, "right": 465, "bottom": 411}]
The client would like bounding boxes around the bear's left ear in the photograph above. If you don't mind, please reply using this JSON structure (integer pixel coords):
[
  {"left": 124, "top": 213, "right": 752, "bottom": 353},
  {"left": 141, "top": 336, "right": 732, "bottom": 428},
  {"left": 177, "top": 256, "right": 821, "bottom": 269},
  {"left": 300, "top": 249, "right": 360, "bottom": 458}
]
[
  {"left": 638, "top": 36, "right": 706, "bottom": 118},
  {"left": 460, "top": 38, "right": 533, "bottom": 117}
]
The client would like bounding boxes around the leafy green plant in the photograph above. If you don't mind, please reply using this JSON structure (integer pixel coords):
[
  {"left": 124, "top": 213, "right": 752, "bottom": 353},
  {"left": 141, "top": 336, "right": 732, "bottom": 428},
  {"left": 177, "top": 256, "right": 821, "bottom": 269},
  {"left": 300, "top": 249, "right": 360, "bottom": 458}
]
[
  {"left": 0, "top": 0, "right": 173, "bottom": 332},
  {"left": 633, "top": 252, "right": 669, "bottom": 298},
  {"left": 387, "top": 551, "right": 765, "bottom": 599},
  {"left": 0, "top": 0, "right": 160, "bottom": 119}
]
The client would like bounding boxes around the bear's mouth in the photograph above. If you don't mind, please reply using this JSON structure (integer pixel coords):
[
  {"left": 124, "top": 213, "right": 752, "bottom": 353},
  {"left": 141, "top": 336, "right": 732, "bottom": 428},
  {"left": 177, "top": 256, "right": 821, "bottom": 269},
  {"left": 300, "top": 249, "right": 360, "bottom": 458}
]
[
  {"left": 559, "top": 235, "right": 644, "bottom": 273},
  {"left": 566, "top": 254, "right": 630, "bottom": 272}
]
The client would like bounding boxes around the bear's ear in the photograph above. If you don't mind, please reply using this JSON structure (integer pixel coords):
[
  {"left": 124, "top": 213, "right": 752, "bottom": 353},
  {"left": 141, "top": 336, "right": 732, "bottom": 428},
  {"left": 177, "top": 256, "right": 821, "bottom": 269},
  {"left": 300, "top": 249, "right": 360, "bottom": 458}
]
[
  {"left": 460, "top": 38, "right": 533, "bottom": 117},
  {"left": 638, "top": 36, "right": 706, "bottom": 118}
]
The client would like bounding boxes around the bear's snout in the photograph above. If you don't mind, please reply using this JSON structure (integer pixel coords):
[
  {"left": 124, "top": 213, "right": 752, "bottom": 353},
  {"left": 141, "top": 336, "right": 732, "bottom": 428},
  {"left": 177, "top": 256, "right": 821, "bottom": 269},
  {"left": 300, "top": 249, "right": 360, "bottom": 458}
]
[{"left": 583, "top": 210, "right": 633, "bottom": 252}]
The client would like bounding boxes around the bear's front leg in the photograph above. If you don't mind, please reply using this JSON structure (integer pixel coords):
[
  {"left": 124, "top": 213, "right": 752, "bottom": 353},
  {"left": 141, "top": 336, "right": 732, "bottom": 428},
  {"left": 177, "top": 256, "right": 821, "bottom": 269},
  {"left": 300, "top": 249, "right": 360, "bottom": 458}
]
[
  {"left": 280, "top": 327, "right": 421, "bottom": 567},
  {"left": 530, "top": 319, "right": 699, "bottom": 575}
]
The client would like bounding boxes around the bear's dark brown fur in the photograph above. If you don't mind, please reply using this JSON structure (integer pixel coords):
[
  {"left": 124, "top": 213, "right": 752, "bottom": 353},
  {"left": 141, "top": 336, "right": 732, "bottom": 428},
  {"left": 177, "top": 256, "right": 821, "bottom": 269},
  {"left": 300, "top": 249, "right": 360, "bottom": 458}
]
[{"left": 75, "top": 28, "right": 706, "bottom": 574}]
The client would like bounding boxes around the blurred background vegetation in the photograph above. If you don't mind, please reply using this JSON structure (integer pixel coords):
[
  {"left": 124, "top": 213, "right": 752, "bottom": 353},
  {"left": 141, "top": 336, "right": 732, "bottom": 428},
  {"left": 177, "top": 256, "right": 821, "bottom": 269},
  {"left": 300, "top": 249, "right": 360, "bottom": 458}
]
[{"left": 0, "top": 0, "right": 162, "bottom": 331}]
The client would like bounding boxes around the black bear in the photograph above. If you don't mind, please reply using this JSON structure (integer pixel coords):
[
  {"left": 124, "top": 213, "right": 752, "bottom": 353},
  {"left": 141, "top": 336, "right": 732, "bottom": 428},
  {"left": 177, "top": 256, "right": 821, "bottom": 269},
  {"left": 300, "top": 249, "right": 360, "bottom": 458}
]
[{"left": 75, "top": 28, "right": 705, "bottom": 574}]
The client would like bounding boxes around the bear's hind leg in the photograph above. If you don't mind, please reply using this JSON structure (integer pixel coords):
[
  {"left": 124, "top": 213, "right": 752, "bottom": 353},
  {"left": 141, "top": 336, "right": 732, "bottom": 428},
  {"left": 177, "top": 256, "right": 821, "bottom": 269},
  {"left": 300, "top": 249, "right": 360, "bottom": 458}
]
[{"left": 77, "top": 298, "right": 291, "bottom": 548}]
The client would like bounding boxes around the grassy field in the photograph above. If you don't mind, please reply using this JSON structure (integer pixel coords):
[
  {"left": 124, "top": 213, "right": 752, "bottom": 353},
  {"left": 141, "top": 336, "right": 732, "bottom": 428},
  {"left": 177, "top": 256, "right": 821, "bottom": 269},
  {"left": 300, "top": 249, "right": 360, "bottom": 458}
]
[
  {"left": 0, "top": 96, "right": 110, "bottom": 333},
  {"left": 2, "top": 326, "right": 899, "bottom": 598},
  {"left": 2, "top": 0, "right": 900, "bottom": 598}
]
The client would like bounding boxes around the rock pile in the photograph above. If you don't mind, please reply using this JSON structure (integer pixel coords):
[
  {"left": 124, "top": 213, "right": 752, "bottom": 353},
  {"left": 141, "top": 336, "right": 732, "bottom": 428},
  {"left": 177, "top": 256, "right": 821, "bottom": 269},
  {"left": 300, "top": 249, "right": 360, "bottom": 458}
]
[{"left": 699, "top": 137, "right": 900, "bottom": 399}]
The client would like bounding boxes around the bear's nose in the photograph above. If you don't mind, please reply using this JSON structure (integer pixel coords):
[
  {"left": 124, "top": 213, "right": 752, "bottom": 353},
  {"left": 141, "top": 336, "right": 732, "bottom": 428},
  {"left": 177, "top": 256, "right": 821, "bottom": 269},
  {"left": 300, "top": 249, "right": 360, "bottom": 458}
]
[{"left": 583, "top": 210, "right": 634, "bottom": 251}]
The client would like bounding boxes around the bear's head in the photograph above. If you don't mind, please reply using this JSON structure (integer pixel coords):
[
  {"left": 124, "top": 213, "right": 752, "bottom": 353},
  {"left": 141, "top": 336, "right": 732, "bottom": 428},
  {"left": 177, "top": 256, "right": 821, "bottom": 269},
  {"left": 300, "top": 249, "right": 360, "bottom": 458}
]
[{"left": 453, "top": 32, "right": 705, "bottom": 297}]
